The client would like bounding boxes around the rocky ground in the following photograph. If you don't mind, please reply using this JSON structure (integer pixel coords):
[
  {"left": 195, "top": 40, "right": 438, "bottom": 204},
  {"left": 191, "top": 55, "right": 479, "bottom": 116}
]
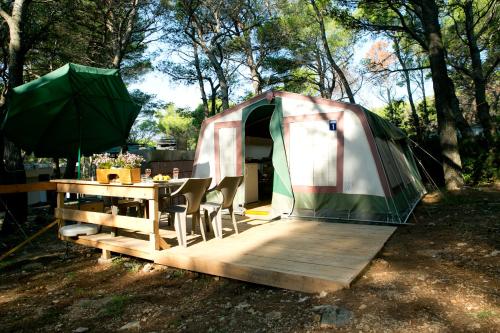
[{"left": 0, "top": 185, "right": 499, "bottom": 332}]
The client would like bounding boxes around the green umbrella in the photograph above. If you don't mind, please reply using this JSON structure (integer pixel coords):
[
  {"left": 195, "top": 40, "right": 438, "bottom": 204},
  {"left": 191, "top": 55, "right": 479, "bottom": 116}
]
[{"left": 2, "top": 63, "right": 141, "bottom": 177}]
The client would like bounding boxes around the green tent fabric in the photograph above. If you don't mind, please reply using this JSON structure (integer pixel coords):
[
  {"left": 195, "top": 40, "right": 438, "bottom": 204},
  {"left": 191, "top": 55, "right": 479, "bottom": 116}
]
[
  {"left": 2, "top": 63, "right": 141, "bottom": 158},
  {"left": 362, "top": 108, "right": 406, "bottom": 141}
]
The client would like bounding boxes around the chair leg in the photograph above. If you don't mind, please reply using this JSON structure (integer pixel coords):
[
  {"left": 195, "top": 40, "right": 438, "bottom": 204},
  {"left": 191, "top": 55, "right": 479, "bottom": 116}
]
[
  {"left": 168, "top": 212, "right": 174, "bottom": 227},
  {"left": 210, "top": 207, "right": 223, "bottom": 239},
  {"left": 196, "top": 212, "right": 207, "bottom": 242},
  {"left": 203, "top": 209, "right": 210, "bottom": 234},
  {"left": 174, "top": 211, "right": 187, "bottom": 247},
  {"left": 229, "top": 206, "right": 238, "bottom": 235}
]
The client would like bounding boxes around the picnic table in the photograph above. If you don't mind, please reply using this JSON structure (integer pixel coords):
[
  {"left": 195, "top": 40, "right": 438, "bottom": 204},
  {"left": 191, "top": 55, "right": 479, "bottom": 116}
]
[{"left": 51, "top": 179, "right": 187, "bottom": 257}]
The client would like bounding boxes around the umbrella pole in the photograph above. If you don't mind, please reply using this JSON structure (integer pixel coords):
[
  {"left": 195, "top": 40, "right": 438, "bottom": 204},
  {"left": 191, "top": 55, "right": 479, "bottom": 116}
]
[{"left": 77, "top": 146, "right": 81, "bottom": 180}]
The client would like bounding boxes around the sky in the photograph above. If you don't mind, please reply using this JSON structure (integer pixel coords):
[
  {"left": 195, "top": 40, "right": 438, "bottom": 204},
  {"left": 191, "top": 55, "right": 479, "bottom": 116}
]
[{"left": 129, "top": 39, "right": 430, "bottom": 113}]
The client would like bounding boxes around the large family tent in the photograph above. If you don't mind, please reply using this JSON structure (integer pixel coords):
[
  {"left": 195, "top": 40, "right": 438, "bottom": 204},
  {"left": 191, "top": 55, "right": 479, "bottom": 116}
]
[{"left": 193, "top": 91, "right": 426, "bottom": 224}]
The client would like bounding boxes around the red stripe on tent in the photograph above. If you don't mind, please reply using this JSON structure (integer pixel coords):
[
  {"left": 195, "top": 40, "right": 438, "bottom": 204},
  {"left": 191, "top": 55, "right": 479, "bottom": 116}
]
[
  {"left": 292, "top": 185, "right": 339, "bottom": 193},
  {"left": 214, "top": 121, "right": 242, "bottom": 183}
]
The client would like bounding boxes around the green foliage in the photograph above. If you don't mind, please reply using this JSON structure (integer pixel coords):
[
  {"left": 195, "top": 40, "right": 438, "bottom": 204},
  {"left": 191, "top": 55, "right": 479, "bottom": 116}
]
[
  {"left": 101, "top": 295, "right": 131, "bottom": 317},
  {"left": 158, "top": 104, "right": 198, "bottom": 150},
  {"left": 460, "top": 136, "right": 499, "bottom": 185}
]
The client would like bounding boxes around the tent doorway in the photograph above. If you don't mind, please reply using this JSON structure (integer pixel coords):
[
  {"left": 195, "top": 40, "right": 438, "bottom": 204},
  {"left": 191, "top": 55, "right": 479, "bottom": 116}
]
[{"left": 244, "top": 105, "right": 275, "bottom": 204}]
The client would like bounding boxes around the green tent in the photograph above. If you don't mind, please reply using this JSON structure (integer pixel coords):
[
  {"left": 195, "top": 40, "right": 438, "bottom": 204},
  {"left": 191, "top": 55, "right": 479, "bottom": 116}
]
[
  {"left": 192, "top": 91, "right": 426, "bottom": 224},
  {"left": 2, "top": 63, "right": 141, "bottom": 160}
]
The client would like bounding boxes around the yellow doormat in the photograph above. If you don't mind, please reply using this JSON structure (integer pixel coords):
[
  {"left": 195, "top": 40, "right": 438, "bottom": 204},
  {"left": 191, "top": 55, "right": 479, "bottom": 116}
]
[{"left": 245, "top": 210, "right": 270, "bottom": 215}]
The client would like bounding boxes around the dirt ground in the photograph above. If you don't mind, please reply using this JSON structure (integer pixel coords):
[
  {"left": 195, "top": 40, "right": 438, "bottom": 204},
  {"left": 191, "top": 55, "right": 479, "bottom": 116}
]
[{"left": 0, "top": 186, "right": 499, "bottom": 332}]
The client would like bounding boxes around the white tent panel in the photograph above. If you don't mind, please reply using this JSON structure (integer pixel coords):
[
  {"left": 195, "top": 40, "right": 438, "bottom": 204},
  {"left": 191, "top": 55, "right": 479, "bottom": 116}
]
[
  {"left": 282, "top": 97, "right": 344, "bottom": 117},
  {"left": 314, "top": 121, "right": 337, "bottom": 186},
  {"left": 193, "top": 122, "right": 215, "bottom": 178},
  {"left": 219, "top": 127, "right": 237, "bottom": 177},
  {"left": 343, "top": 111, "right": 384, "bottom": 196},
  {"left": 289, "top": 123, "right": 314, "bottom": 185},
  {"left": 289, "top": 121, "right": 337, "bottom": 187}
]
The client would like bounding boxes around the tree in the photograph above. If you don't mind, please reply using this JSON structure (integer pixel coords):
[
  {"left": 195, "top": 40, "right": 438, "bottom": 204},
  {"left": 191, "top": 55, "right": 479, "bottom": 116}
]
[
  {"left": 158, "top": 103, "right": 196, "bottom": 150},
  {"left": 446, "top": 0, "right": 498, "bottom": 145},
  {"left": 310, "top": 0, "right": 355, "bottom": 103},
  {"left": 0, "top": 0, "right": 35, "bottom": 231},
  {"left": 391, "top": 35, "right": 422, "bottom": 140},
  {"left": 347, "top": 0, "right": 466, "bottom": 189},
  {"left": 128, "top": 90, "right": 164, "bottom": 145}
]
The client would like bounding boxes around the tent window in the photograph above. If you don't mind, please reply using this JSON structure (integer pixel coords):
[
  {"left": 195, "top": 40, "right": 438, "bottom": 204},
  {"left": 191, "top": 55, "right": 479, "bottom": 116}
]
[
  {"left": 289, "top": 121, "right": 337, "bottom": 187},
  {"left": 376, "top": 138, "right": 412, "bottom": 189}
]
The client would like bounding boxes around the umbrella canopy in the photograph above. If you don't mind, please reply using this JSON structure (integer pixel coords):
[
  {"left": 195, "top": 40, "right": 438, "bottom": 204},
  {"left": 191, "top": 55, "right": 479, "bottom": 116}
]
[{"left": 2, "top": 63, "right": 141, "bottom": 158}]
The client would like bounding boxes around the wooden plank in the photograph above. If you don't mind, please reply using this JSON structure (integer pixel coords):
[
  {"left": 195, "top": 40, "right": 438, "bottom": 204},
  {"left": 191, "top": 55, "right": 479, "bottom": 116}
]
[
  {"left": 167, "top": 243, "right": 359, "bottom": 280},
  {"left": 154, "top": 251, "right": 347, "bottom": 293},
  {"left": 55, "top": 208, "right": 154, "bottom": 233},
  {"left": 0, "top": 181, "right": 56, "bottom": 194},
  {"left": 74, "top": 234, "right": 153, "bottom": 260},
  {"left": 148, "top": 192, "right": 160, "bottom": 251},
  {"left": 56, "top": 192, "right": 66, "bottom": 231},
  {"left": 56, "top": 183, "right": 155, "bottom": 199}
]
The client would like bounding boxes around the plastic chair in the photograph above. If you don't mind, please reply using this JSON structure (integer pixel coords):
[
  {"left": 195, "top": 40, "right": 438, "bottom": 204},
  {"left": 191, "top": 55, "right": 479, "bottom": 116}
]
[
  {"left": 201, "top": 176, "right": 244, "bottom": 239},
  {"left": 166, "top": 178, "right": 212, "bottom": 247}
]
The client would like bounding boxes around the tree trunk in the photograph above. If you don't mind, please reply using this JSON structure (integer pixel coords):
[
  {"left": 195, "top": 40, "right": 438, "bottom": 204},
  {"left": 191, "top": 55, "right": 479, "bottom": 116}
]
[
  {"left": 0, "top": 0, "right": 30, "bottom": 233},
  {"left": 418, "top": 67, "right": 430, "bottom": 129},
  {"left": 205, "top": 50, "right": 229, "bottom": 110},
  {"left": 393, "top": 37, "right": 421, "bottom": 140},
  {"left": 241, "top": 27, "right": 262, "bottom": 95},
  {"left": 193, "top": 42, "right": 209, "bottom": 118},
  {"left": 310, "top": 0, "right": 355, "bottom": 103},
  {"left": 463, "top": 1, "right": 494, "bottom": 143},
  {"left": 420, "top": 0, "right": 463, "bottom": 190},
  {"left": 108, "top": 0, "right": 139, "bottom": 69}
]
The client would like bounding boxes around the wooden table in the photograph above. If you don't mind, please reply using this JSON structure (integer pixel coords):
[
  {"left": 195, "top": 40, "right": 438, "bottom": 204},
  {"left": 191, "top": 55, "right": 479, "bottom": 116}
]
[{"left": 51, "top": 179, "right": 175, "bottom": 257}]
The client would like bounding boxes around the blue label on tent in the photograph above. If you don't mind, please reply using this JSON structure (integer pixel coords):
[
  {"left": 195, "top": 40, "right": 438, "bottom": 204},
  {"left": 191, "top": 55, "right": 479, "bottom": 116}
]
[{"left": 329, "top": 120, "right": 337, "bottom": 131}]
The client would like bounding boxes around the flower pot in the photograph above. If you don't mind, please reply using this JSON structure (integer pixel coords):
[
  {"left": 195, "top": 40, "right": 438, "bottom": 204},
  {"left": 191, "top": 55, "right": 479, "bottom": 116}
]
[{"left": 96, "top": 168, "right": 141, "bottom": 184}]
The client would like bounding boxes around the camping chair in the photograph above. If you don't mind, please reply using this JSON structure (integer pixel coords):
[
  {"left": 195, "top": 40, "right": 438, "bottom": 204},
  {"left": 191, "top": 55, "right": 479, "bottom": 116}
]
[
  {"left": 201, "top": 176, "right": 244, "bottom": 239},
  {"left": 166, "top": 177, "right": 212, "bottom": 247}
]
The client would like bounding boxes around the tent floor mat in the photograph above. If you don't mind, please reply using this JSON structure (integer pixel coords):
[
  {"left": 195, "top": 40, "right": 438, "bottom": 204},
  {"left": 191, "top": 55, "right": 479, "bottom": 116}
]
[{"left": 73, "top": 216, "right": 396, "bottom": 293}]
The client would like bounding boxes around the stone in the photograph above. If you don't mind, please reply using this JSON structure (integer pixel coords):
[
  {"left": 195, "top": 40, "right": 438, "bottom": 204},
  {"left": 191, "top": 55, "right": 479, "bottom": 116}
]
[
  {"left": 359, "top": 304, "right": 367, "bottom": 310},
  {"left": 118, "top": 321, "right": 141, "bottom": 331},
  {"left": 23, "top": 262, "right": 44, "bottom": 271},
  {"left": 142, "top": 263, "right": 154, "bottom": 273},
  {"left": 298, "top": 296, "right": 309, "bottom": 303},
  {"left": 312, "top": 305, "right": 332, "bottom": 312},
  {"left": 73, "top": 328, "right": 89, "bottom": 333},
  {"left": 315, "top": 305, "right": 353, "bottom": 329},
  {"left": 317, "top": 291, "right": 328, "bottom": 298},
  {"left": 490, "top": 250, "right": 499, "bottom": 256},
  {"left": 266, "top": 311, "right": 282, "bottom": 320},
  {"left": 235, "top": 302, "right": 250, "bottom": 310}
]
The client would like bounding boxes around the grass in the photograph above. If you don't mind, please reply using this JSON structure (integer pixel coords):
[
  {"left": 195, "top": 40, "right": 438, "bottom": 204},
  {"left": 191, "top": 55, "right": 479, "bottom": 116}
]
[
  {"left": 100, "top": 295, "right": 131, "bottom": 317},
  {"left": 475, "top": 310, "right": 497, "bottom": 320}
]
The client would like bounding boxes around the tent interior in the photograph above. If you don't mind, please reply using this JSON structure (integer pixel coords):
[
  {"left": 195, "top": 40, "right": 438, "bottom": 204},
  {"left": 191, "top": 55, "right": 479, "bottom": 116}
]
[{"left": 244, "top": 105, "right": 275, "bottom": 203}]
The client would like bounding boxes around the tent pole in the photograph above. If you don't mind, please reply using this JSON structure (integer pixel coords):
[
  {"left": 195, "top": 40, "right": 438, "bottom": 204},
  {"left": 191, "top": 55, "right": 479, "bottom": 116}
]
[{"left": 77, "top": 146, "right": 81, "bottom": 180}]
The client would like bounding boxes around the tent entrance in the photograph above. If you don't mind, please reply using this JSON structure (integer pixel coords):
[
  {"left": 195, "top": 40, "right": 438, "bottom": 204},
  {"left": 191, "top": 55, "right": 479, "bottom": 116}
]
[{"left": 244, "top": 105, "right": 275, "bottom": 203}]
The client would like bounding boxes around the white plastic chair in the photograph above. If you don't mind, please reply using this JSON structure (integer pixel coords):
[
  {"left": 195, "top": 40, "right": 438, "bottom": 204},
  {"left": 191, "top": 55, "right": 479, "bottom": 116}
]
[
  {"left": 166, "top": 178, "right": 212, "bottom": 247},
  {"left": 201, "top": 176, "right": 244, "bottom": 239}
]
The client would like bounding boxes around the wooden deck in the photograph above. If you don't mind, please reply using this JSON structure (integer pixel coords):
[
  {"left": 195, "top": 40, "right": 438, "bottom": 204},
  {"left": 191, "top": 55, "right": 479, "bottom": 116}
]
[{"left": 74, "top": 214, "right": 396, "bottom": 293}]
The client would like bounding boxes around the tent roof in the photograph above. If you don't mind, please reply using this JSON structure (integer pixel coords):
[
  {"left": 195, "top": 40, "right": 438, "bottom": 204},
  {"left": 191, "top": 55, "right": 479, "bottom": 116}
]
[{"left": 362, "top": 108, "right": 407, "bottom": 141}]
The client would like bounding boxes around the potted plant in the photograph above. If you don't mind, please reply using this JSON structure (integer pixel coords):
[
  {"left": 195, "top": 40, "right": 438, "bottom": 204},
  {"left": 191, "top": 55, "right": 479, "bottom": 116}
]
[
  {"left": 93, "top": 152, "right": 144, "bottom": 184},
  {"left": 113, "top": 152, "right": 144, "bottom": 184},
  {"left": 94, "top": 153, "right": 114, "bottom": 183}
]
